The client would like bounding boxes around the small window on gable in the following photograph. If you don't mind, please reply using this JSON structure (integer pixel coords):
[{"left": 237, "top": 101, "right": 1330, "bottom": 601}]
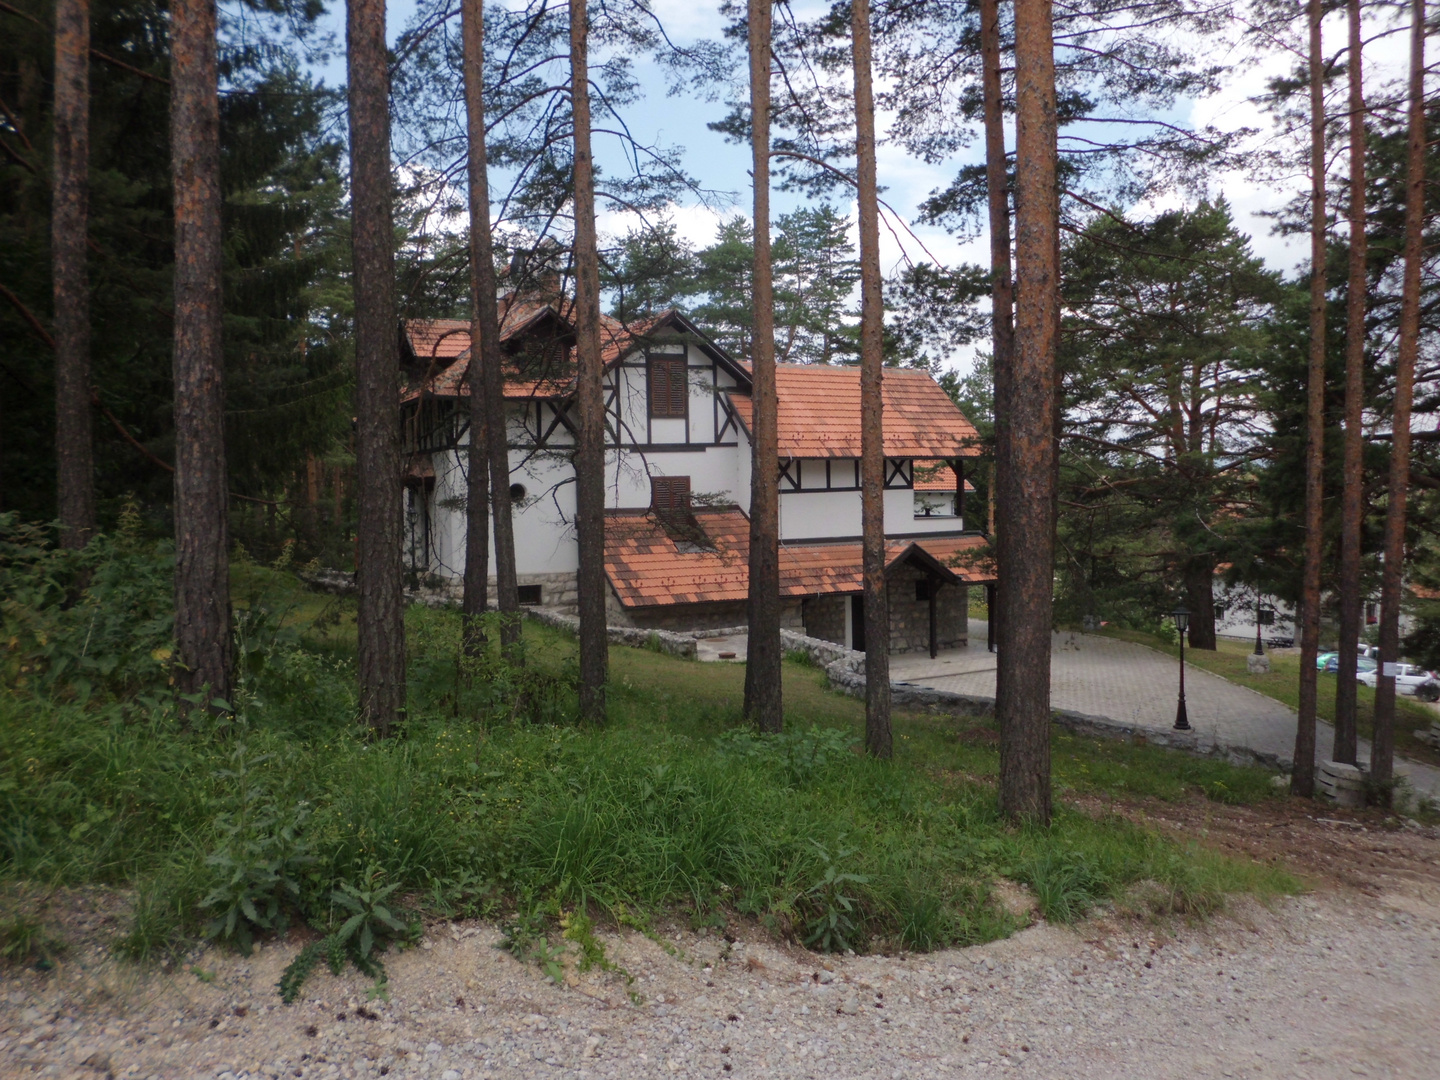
[
  {"left": 649, "top": 356, "right": 688, "bottom": 419},
  {"left": 651, "top": 475, "right": 691, "bottom": 514}
]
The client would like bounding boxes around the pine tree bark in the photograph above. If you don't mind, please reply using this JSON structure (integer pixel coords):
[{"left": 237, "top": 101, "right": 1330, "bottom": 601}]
[
  {"left": 980, "top": 0, "right": 1013, "bottom": 670},
  {"left": 347, "top": 0, "right": 406, "bottom": 734},
  {"left": 1183, "top": 556, "right": 1218, "bottom": 650},
  {"left": 461, "top": 0, "right": 521, "bottom": 659},
  {"left": 1294, "top": 0, "right": 1327, "bottom": 798},
  {"left": 1372, "top": 0, "right": 1426, "bottom": 793},
  {"left": 1334, "top": 0, "right": 1367, "bottom": 766},
  {"left": 743, "top": 0, "right": 783, "bottom": 733},
  {"left": 570, "top": 0, "right": 607, "bottom": 723},
  {"left": 170, "top": 0, "right": 232, "bottom": 702},
  {"left": 52, "top": 0, "right": 94, "bottom": 549},
  {"left": 851, "top": 0, "right": 890, "bottom": 758},
  {"left": 998, "top": 0, "right": 1058, "bottom": 822},
  {"left": 462, "top": 389, "right": 491, "bottom": 657}
]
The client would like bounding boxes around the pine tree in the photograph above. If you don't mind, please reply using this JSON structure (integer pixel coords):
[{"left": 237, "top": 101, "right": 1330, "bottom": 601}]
[
  {"left": 1373, "top": 0, "right": 1427, "bottom": 794},
  {"left": 1293, "top": 0, "right": 1327, "bottom": 798},
  {"left": 850, "top": 0, "right": 891, "bottom": 758},
  {"left": 570, "top": 0, "right": 607, "bottom": 725},
  {"left": 998, "top": 0, "right": 1060, "bottom": 822},
  {"left": 461, "top": 0, "right": 520, "bottom": 658},
  {"left": 743, "top": 0, "right": 782, "bottom": 734},
  {"left": 980, "top": 0, "right": 1013, "bottom": 677},
  {"left": 1333, "top": 0, "right": 1367, "bottom": 766},
  {"left": 348, "top": 0, "right": 406, "bottom": 733},
  {"left": 170, "top": 0, "right": 232, "bottom": 703},
  {"left": 51, "top": 0, "right": 93, "bottom": 548}
]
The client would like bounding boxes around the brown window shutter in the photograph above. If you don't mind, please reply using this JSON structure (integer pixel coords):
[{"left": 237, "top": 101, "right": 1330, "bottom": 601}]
[
  {"left": 650, "top": 357, "right": 687, "bottom": 419},
  {"left": 669, "top": 360, "right": 687, "bottom": 417},
  {"left": 650, "top": 359, "right": 669, "bottom": 416}
]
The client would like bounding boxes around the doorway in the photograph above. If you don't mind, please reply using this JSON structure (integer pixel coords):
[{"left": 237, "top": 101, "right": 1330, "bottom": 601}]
[{"left": 851, "top": 594, "right": 866, "bottom": 652}]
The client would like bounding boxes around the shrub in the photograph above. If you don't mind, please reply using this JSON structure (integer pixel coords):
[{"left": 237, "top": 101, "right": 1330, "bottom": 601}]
[{"left": 0, "top": 511, "right": 175, "bottom": 700}]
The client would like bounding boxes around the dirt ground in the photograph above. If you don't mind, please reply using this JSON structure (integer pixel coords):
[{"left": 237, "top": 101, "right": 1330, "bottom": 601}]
[{"left": 4, "top": 793, "right": 1440, "bottom": 1080}]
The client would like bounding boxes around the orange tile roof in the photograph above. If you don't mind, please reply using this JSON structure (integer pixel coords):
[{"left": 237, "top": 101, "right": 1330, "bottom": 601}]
[
  {"left": 913, "top": 460, "right": 977, "bottom": 492},
  {"left": 402, "top": 304, "right": 653, "bottom": 403},
  {"left": 726, "top": 366, "right": 982, "bottom": 459},
  {"left": 604, "top": 509, "right": 994, "bottom": 607}
]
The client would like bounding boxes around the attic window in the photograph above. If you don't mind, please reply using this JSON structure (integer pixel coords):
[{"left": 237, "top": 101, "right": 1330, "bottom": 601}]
[
  {"left": 649, "top": 356, "right": 688, "bottom": 419},
  {"left": 515, "top": 335, "right": 570, "bottom": 378},
  {"left": 651, "top": 475, "right": 691, "bottom": 513}
]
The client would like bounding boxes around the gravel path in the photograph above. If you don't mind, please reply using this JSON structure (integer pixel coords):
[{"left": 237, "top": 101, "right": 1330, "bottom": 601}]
[{"left": 5, "top": 879, "right": 1440, "bottom": 1080}]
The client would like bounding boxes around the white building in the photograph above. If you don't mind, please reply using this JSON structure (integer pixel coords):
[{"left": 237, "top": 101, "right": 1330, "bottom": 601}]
[{"left": 399, "top": 292, "right": 991, "bottom": 654}]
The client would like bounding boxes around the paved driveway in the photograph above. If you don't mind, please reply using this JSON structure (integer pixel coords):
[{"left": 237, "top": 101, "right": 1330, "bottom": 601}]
[{"left": 890, "top": 621, "right": 1440, "bottom": 799}]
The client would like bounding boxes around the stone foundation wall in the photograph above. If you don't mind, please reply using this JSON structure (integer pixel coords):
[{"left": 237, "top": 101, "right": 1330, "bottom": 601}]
[
  {"left": 887, "top": 569, "right": 968, "bottom": 654},
  {"left": 607, "top": 593, "right": 804, "bottom": 634},
  {"left": 803, "top": 595, "right": 847, "bottom": 647}
]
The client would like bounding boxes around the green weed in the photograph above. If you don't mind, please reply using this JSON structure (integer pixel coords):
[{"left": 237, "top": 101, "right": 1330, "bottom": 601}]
[
  {"left": 0, "top": 538, "right": 1301, "bottom": 993},
  {"left": 0, "top": 916, "right": 66, "bottom": 968}
]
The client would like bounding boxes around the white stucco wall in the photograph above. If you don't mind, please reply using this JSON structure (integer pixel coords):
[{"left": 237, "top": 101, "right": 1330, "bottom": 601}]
[{"left": 411, "top": 341, "right": 749, "bottom": 582}]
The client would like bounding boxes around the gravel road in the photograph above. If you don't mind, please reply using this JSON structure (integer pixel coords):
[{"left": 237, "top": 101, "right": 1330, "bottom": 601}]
[{"left": 4, "top": 871, "right": 1439, "bottom": 1080}]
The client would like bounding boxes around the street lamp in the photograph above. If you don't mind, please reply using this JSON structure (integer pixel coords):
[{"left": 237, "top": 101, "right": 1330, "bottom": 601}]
[
  {"left": 1254, "top": 601, "right": 1274, "bottom": 656},
  {"left": 1171, "top": 605, "right": 1192, "bottom": 731}
]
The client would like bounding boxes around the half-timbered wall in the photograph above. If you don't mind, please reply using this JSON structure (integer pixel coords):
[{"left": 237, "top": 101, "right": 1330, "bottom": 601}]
[{"left": 402, "top": 337, "right": 976, "bottom": 606}]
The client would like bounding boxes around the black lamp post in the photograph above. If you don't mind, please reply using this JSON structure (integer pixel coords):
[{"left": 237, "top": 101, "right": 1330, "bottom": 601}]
[{"left": 1171, "top": 605, "right": 1191, "bottom": 731}]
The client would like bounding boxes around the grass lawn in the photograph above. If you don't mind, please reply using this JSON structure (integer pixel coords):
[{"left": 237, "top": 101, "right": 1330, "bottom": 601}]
[
  {"left": 1090, "top": 626, "right": 1440, "bottom": 769},
  {"left": 0, "top": 558, "right": 1300, "bottom": 997}
]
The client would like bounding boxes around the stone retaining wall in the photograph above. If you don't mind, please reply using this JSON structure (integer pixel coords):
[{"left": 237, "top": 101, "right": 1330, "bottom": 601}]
[{"left": 524, "top": 607, "right": 698, "bottom": 659}]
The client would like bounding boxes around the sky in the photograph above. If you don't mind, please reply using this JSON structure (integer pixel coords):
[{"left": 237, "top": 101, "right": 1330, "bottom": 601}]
[{"left": 297, "top": 0, "right": 1418, "bottom": 376}]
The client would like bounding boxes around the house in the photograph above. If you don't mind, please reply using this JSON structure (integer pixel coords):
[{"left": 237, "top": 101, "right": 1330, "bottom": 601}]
[{"left": 399, "top": 290, "right": 991, "bottom": 655}]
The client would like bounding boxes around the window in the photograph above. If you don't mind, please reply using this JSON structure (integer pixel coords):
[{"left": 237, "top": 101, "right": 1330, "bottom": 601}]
[
  {"left": 649, "top": 356, "right": 688, "bottom": 419},
  {"left": 509, "top": 483, "right": 527, "bottom": 503},
  {"left": 915, "top": 579, "right": 933, "bottom": 602},
  {"left": 517, "top": 584, "right": 542, "bottom": 606},
  {"left": 651, "top": 475, "right": 691, "bottom": 513}
]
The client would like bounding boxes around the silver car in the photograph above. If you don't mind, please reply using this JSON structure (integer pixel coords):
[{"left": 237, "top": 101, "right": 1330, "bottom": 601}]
[{"left": 1359, "top": 662, "right": 1440, "bottom": 701}]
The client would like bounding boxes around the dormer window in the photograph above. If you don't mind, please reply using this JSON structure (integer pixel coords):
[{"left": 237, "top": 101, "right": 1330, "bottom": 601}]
[{"left": 649, "top": 356, "right": 688, "bottom": 419}]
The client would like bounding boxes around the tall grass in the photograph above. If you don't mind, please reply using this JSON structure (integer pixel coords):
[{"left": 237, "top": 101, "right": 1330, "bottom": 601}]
[{"left": 0, "top": 570, "right": 1299, "bottom": 968}]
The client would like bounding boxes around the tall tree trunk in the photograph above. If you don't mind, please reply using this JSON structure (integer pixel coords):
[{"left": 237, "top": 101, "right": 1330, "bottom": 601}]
[
  {"left": 998, "top": 0, "right": 1058, "bottom": 822},
  {"left": 170, "top": 0, "right": 231, "bottom": 703},
  {"left": 461, "top": 0, "right": 521, "bottom": 660},
  {"left": 570, "top": 0, "right": 607, "bottom": 724},
  {"left": 1334, "top": 0, "right": 1367, "bottom": 766},
  {"left": 459, "top": 0, "right": 507, "bottom": 659},
  {"left": 980, "top": 0, "right": 1013, "bottom": 670},
  {"left": 1372, "top": 0, "right": 1426, "bottom": 793},
  {"left": 1294, "top": 0, "right": 1327, "bottom": 798},
  {"left": 851, "top": 0, "right": 891, "bottom": 758},
  {"left": 347, "top": 0, "right": 406, "bottom": 734},
  {"left": 743, "top": 0, "right": 782, "bottom": 733},
  {"left": 52, "top": 0, "right": 93, "bottom": 548},
  {"left": 462, "top": 392, "right": 491, "bottom": 657},
  {"left": 1183, "top": 556, "right": 1217, "bottom": 649}
]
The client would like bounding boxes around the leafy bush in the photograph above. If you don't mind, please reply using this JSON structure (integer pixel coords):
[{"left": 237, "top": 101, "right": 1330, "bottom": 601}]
[
  {"left": 199, "top": 747, "right": 316, "bottom": 953},
  {"left": 0, "top": 510, "right": 175, "bottom": 700},
  {"left": 278, "top": 868, "right": 418, "bottom": 1003}
]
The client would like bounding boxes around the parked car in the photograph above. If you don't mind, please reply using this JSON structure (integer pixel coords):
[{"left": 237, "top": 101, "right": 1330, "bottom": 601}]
[
  {"left": 1358, "top": 662, "right": 1440, "bottom": 701},
  {"left": 1316, "top": 652, "right": 1338, "bottom": 671},
  {"left": 1322, "top": 654, "right": 1378, "bottom": 675}
]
